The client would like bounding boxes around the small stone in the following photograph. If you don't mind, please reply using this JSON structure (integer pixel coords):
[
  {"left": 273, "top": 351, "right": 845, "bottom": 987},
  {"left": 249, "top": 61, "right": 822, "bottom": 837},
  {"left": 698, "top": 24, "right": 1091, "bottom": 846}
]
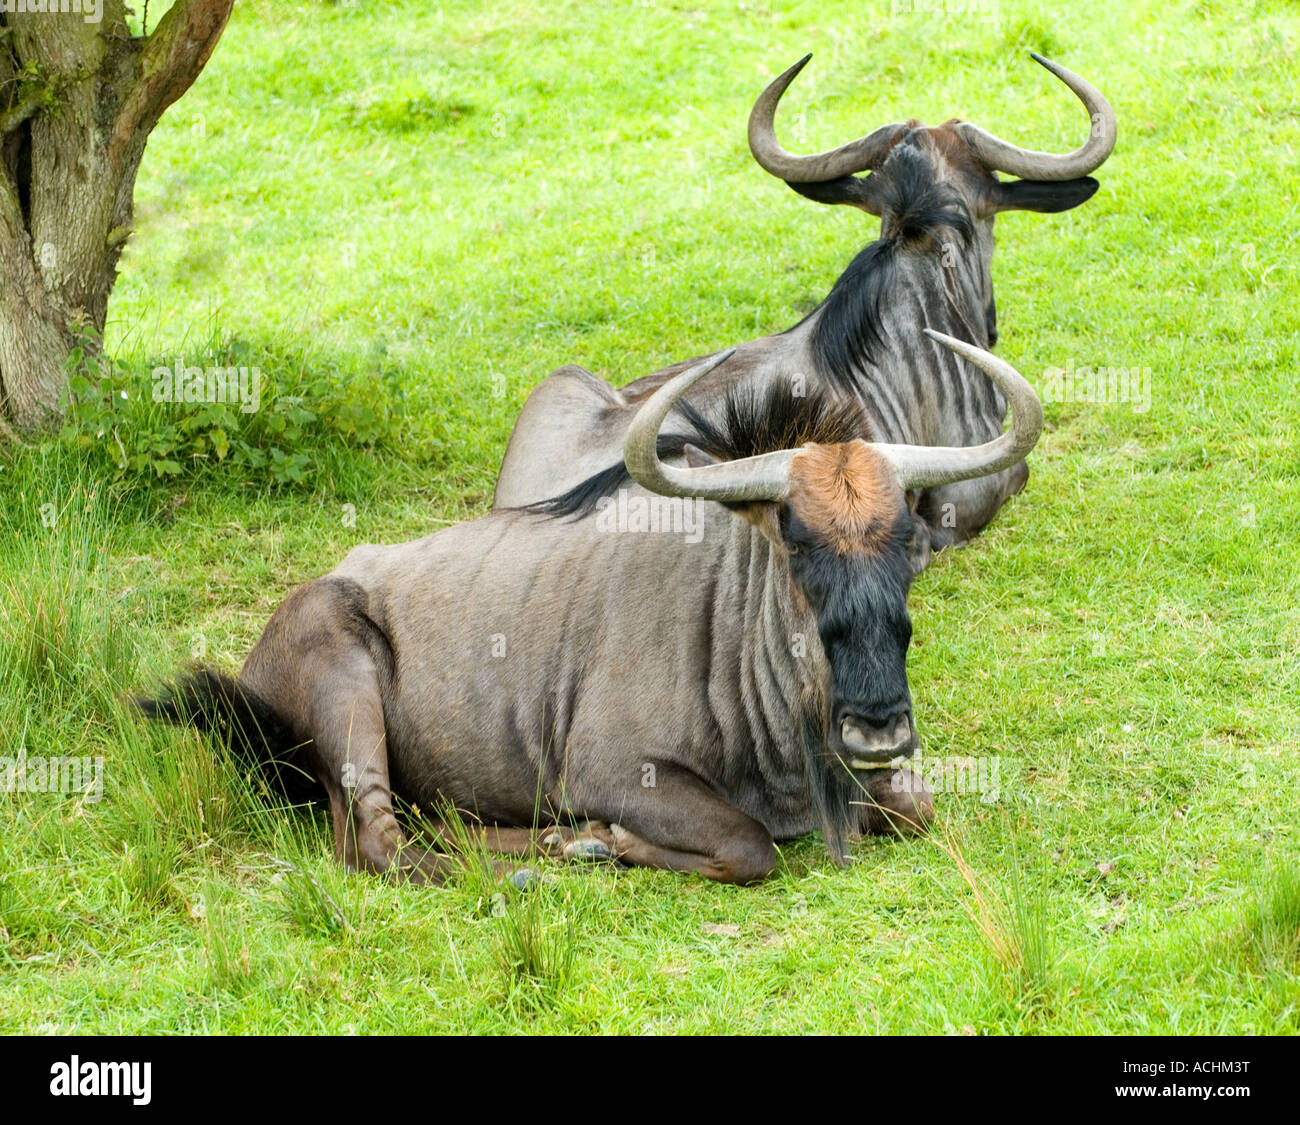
[
  {"left": 508, "top": 868, "right": 543, "bottom": 891},
  {"left": 490, "top": 892, "right": 507, "bottom": 917}
]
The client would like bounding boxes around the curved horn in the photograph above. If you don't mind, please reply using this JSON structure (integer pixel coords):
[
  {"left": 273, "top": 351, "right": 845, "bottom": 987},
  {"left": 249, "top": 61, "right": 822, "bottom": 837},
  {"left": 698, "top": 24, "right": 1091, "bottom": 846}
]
[
  {"left": 623, "top": 349, "right": 799, "bottom": 503},
  {"left": 748, "top": 54, "right": 904, "bottom": 183},
  {"left": 957, "top": 53, "right": 1117, "bottom": 181},
  {"left": 870, "top": 330, "right": 1044, "bottom": 490}
]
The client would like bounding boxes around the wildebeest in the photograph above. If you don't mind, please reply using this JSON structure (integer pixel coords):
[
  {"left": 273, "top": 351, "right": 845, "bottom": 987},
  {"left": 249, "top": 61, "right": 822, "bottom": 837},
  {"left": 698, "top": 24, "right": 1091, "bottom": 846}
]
[
  {"left": 142, "top": 330, "right": 1042, "bottom": 884},
  {"left": 493, "top": 53, "right": 1112, "bottom": 567}
]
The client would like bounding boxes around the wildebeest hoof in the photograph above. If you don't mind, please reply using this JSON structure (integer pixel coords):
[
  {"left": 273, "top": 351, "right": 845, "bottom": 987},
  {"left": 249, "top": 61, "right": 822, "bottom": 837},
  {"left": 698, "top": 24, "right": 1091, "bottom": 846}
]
[
  {"left": 861, "top": 767, "right": 935, "bottom": 837},
  {"left": 540, "top": 831, "right": 566, "bottom": 853},
  {"left": 563, "top": 838, "right": 612, "bottom": 862}
]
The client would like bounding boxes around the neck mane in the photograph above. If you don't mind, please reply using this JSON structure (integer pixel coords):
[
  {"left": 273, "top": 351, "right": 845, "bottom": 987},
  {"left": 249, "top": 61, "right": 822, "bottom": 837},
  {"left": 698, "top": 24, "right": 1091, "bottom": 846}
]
[{"left": 803, "top": 146, "right": 984, "bottom": 403}]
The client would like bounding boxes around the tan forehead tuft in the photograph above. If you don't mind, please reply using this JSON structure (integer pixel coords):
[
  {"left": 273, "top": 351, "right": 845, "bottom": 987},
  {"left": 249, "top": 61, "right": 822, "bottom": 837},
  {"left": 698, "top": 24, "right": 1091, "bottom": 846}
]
[{"left": 787, "top": 443, "right": 905, "bottom": 556}]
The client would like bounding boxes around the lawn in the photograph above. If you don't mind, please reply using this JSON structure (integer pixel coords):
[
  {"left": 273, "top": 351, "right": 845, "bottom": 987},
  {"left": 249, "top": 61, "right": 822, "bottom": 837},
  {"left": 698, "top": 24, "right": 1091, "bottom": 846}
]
[{"left": 0, "top": 0, "right": 1296, "bottom": 1033}]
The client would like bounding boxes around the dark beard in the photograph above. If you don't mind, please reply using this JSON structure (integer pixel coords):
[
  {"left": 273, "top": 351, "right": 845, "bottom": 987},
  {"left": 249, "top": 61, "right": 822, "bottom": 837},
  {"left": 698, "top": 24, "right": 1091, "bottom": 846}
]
[{"left": 800, "top": 712, "right": 859, "bottom": 866}]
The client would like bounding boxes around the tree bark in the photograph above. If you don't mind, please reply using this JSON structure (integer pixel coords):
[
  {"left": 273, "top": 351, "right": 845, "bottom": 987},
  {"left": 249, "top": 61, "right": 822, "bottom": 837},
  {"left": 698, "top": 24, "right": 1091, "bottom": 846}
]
[{"left": 0, "top": 0, "right": 234, "bottom": 429}]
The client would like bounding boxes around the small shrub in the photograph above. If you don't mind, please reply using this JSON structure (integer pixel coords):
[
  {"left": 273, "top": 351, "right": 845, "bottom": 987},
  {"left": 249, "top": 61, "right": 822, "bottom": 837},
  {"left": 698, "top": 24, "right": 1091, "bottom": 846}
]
[{"left": 57, "top": 328, "right": 409, "bottom": 488}]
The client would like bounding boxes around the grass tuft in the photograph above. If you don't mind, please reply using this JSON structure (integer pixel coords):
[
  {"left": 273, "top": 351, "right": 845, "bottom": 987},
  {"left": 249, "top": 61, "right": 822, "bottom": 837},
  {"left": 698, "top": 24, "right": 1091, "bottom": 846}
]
[
  {"left": 928, "top": 823, "right": 1060, "bottom": 1017},
  {"left": 1247, "top": 860, "right": 1300, "bottom": 971},
  {"left": 490, "top": 883, "right": 579, "bottom": 1015}
]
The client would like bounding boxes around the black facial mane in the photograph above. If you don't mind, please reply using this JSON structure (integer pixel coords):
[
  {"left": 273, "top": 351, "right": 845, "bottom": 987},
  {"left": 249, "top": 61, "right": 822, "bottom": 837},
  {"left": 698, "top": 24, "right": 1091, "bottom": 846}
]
[{"left": 808, "top": 143, "right": 977, "bottom": 393}]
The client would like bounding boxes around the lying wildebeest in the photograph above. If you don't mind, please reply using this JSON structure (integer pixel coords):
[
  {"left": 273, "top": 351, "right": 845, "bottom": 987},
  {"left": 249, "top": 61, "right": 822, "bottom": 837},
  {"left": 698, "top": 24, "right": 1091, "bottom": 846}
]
[
  {"left": 494, "top": 53, "right": 1112, "bottom": 567},
  {"left": 142, "top": 330, "right": 1041, "bottom": 884}
]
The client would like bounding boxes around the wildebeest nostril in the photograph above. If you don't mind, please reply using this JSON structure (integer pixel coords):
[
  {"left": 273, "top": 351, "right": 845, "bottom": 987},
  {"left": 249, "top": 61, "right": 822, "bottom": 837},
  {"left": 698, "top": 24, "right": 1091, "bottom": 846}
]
[{"left": 838, "top": 711, "right": 915, "bottom": 764}]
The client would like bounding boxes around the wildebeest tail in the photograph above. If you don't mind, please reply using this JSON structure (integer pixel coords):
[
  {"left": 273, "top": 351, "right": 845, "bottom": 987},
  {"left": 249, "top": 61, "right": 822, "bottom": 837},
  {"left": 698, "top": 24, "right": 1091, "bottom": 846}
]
[{"left": 136, "top": 668, "right": 323, "bottom": 805}]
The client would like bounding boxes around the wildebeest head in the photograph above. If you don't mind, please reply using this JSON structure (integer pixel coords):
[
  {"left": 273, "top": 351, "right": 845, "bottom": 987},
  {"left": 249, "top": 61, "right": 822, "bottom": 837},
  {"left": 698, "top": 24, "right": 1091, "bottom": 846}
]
[
  {"left": 624, "top": 329, "right": 1044, "bottom": 771},
  {"left": 779, "top": 440, "right": 918, "bottom": 764},
  {"left": 748, "top": 53, "right": 1116, "bottom": 344}
]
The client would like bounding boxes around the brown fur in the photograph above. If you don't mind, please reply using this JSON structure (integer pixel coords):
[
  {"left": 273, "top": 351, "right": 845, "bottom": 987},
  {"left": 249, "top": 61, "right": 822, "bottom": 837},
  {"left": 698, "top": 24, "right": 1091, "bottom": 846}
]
[
  {"left": 871, "top": 119, "right": 994, "bottom": 183},
  {"left": 787, "top": 441, "right": 904, "bottom": 556}
]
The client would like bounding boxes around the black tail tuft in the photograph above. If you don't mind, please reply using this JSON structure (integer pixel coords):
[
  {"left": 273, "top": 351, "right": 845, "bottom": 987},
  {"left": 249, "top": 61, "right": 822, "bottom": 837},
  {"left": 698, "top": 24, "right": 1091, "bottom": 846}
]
[{"left": 135, "top": 668, "right": 324, "bottom": 806}]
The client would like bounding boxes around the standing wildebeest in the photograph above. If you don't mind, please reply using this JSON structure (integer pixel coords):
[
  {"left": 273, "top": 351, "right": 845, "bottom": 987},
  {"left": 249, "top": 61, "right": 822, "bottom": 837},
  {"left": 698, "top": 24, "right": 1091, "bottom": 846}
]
[
  {"left": 142, "top": 331, "right": 1042, "bottom": 885},
  {"left": 493, "top": 53, "right": 1113, "bottom": 567}
]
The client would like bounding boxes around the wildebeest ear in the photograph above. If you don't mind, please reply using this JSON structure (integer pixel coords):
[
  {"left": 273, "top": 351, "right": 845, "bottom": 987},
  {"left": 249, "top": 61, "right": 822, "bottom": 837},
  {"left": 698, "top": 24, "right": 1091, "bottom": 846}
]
[
  {"left": 728, "top": 500, "right": 783, "bottom": 544},
  {"left": 994, "top": 176, "right": 1099, "bottom": 213},
  {"left": 787, "top": 173, "right": 886, "bottom": 216},
  {"left": 682, "top": 443, "right": 717, "bottom": 470}
]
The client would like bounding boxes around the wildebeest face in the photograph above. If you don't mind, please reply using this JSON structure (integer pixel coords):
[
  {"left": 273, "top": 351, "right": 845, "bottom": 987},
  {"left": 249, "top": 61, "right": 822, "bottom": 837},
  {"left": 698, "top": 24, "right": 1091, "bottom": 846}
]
[
  {"left": 790, "top": 122, "right": 1100, "bottom": 351},
  {"left": 778, "top": 441, "right": 920, "bottom": 767},
  {"left": 626, "top": 334, "right": 1045, "bottom": 767},
  {"left": 749, "top": 54, "right": 1115, "bottom": 349},
  {"left": 686, "top": 437, "right": 919, "bottom": 765}
]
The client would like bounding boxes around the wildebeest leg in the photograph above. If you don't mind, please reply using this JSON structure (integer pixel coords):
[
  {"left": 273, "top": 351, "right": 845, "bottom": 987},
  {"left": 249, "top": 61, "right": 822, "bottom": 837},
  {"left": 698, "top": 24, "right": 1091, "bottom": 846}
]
[
  {"left": 541, "top": 821, "right": 617, "bottom": 861},
  {"left": 240, "top": 580, "right": 453, "bottom": 885},
  {"left": 598, "top": 767, "right": 777, "bottom": 884},
  {"left": 306, "top": 668, "right": 454, "bottom": 884}
]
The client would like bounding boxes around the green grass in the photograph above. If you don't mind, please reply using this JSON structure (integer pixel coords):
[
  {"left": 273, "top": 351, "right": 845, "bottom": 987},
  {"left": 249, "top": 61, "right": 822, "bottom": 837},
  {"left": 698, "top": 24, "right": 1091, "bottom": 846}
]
[{"left": 1, "top": 0, "right": 1297, "bottom": 1033}]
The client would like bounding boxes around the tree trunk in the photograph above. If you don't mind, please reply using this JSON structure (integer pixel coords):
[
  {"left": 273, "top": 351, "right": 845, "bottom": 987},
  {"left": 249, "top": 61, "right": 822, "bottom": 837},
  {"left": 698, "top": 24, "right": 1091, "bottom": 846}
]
[{"left": 0, "top": 0, "right": 234, "bottom": 429}]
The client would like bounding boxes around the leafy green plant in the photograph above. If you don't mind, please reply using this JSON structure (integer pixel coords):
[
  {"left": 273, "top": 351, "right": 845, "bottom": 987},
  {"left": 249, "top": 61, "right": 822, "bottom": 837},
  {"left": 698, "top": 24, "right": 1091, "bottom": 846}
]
[{"left": 56, "top": 328, "right": 409, "bottom": 488}]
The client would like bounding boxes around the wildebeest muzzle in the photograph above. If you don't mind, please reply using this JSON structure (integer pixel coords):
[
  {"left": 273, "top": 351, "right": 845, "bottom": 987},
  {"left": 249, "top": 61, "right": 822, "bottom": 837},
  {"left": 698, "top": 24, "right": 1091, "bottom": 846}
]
[{"left": 831, "top": 703, "right": 918, "bottom": 768}]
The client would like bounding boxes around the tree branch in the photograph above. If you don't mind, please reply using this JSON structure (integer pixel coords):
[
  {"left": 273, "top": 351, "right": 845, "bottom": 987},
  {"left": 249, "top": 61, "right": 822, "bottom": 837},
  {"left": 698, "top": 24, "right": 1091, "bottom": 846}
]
[
  {"left": 0, "top": 87, "right": 45, "bottom": 137},
  {"left": 108, "top": 0, "right": 234, "bottom": 169}
]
